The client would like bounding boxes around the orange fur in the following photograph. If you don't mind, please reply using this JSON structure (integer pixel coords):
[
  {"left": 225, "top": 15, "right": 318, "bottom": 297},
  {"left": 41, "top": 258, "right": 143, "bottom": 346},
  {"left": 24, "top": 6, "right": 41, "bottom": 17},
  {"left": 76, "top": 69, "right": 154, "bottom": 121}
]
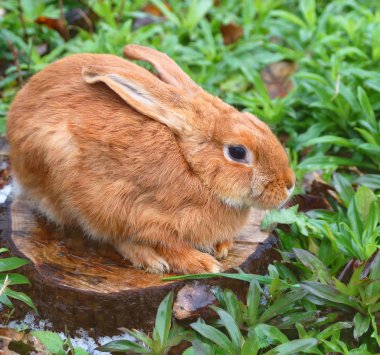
[{"left": 7, "top": 45, "right": 294, "bottom": 274}]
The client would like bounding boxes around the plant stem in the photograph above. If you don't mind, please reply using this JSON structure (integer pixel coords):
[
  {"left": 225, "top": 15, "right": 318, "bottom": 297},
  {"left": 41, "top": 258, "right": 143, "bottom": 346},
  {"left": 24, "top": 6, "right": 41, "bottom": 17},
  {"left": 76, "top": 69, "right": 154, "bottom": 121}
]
[{"left": 16, "top": 0, "right": 29, "bottom": 43}]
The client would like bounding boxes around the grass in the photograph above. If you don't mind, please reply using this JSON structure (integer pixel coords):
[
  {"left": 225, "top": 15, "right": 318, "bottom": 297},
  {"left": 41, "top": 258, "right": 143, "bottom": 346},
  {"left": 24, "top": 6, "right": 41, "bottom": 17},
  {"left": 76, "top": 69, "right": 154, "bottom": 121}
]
[{"left": 0, "top": 0, "right": 379, "bottom": 353}]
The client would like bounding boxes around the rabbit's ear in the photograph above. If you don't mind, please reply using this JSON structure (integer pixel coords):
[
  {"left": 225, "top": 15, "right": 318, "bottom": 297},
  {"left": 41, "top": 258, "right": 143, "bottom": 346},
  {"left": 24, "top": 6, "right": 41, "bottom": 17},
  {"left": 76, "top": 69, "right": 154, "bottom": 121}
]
[
  {"left": 123, "top": 45, "right": 199, "bottom": 92},
  {"left": 82, "top": 65, "right": 189, "bottom": 134}
]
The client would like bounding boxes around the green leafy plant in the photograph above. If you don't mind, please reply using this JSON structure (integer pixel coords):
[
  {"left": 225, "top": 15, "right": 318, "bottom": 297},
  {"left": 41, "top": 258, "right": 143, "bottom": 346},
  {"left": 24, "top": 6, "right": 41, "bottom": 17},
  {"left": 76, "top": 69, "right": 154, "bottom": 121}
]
[
  {"left": 163, "top": 251, "right": 380, "bottom": 353},
  {"left": 97, "top": 292, "right": 192, "bottom": 354},
  {"left": 32, "top": 330, "right": 89, "bottom": 355},
  {"left": 186, "top": 281, "right": 317, "bottom": 355},
  {"left": 264, "top": 174, "right": 380, "bottom": 266},
  {"left": 300, "top": 251, "right": 380, "bottom": 349},
  {"left": 0, "top": 248, "right": 36, "bottom": 313}
]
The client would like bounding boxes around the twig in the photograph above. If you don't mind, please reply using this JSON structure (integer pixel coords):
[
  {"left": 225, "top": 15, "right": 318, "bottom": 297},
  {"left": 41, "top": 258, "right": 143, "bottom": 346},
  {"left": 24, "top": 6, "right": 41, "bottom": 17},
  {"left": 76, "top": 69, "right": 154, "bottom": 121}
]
[
  {"left": 0, "top": 275, "right": 10, "bottom": 297},
  {"left": 117, "top": 0, "right": 126, "bottom": 24},
  {"left": 58, "top": 0, "right": 70, "bottom": 40},
  {"left": 76, "top": 8, "right": 94, "bottom": 34},
  {"left": 6, "top": 37, "right": 24, "bottom": 85},
  {"left": 27, "top": 38, "right": 32, "bottom": 77},
  {"left": 16, "top": 0, "right": 29, "bottom": 42},
  {"left": 58, "top": 0, "right": 64, "bottom": 22}
]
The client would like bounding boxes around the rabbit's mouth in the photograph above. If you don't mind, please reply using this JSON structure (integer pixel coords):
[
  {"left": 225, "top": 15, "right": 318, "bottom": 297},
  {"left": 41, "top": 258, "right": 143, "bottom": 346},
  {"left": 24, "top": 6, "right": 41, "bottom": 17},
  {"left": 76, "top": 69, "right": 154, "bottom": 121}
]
[
  {"left": 249, "top": 170, "right": 295, "bottom": 210},
  {"left": 219, "top": 186, "right": 290, "bottom": 210},
  {"left": 253, "top": 188, "right": 292, "bottom": 210}
]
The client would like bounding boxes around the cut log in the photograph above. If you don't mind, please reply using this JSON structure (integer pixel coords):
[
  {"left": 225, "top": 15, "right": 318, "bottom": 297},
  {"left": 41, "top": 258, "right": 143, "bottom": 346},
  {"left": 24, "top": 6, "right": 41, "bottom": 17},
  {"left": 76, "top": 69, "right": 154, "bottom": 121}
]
[{"left": 0, "top": 197, "right": 278, "bottom": 335}]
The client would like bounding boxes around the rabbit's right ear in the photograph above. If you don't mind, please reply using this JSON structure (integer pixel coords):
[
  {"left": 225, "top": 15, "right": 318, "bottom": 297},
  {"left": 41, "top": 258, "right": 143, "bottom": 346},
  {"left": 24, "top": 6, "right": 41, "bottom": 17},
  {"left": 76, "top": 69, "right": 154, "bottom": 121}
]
[{"left": 82, "top": 65, "right": 189, "bottom": 134}]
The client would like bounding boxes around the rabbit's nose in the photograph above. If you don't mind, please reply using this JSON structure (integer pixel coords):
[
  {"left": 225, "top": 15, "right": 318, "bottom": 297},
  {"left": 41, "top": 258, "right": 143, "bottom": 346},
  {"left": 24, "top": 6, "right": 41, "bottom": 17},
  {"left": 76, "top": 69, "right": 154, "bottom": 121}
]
[
  {"left": 286, "top": 180, "right": 295, "bottom": 190},
  {"left": 285, "top": 172, "right": 295, "bottom": 197},
  {"left": 285, "top": 168, "right": 295, "bottom": 192}
]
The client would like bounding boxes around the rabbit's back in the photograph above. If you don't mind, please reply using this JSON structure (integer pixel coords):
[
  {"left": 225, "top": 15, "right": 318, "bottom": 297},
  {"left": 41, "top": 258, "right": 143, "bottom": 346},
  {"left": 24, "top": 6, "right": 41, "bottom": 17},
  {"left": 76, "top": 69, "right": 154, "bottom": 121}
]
[{"left": 8, "top": 54, "right": 207, "bottom": 239}]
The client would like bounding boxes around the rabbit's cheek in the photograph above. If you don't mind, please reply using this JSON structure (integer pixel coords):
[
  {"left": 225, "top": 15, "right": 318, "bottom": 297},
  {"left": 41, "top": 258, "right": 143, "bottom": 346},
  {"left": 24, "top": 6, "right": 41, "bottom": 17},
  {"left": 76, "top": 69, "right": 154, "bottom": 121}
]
[{"left": 250, "top": 173, "right": 269, "bottom": 199}]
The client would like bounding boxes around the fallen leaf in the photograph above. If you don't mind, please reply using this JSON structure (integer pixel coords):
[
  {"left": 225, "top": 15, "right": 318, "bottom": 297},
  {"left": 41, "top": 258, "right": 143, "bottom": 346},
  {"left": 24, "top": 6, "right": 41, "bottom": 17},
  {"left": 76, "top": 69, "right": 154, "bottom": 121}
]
[
  {"left": 134, "top": 3, "right": 170, "bottom": 30},
  {"left": 293, "top": 194, "right": 332, "bottom": 212},
  {"left": 0, "top": 328, "right": 50, "bottom": 354},
  {"left": 173, "top": 281, "right": 219, "bottom": 321},
  {"left": 0, "top": 136, "right": 9, "bottom": 189},
  {"left": 0, "top": 163, "right": 10, "bottom": 189},
  {"left": 261, "top": 61, "right": 296, "bottom": 98},
  {"left": 143, "top": 3, "right": 171, "bottom": 17},
  {"left": 35, "top": 17, "right": 69, "bottom": 41},
  {"left": 221, "top": 23, "right": 244, "bottom": 45}
]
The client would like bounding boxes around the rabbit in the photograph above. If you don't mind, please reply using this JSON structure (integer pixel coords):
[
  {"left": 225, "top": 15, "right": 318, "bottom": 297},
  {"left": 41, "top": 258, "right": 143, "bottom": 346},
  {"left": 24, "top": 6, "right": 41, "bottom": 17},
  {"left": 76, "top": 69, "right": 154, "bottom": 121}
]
[{"left": 7, "top": 45, "right": 295, "bottom": 274}]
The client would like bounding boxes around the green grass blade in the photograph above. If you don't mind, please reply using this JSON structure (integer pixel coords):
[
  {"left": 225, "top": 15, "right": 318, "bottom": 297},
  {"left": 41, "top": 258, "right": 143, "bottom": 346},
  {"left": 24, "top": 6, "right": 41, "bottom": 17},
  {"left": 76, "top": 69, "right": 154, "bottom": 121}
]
[
  {"left": 0, "top": 257, "right": 29, "bottom": 272},
  {"left": 190, "top": 321, "right": 234, "bottom": 353},
  {"left": 150, "top": 0, "right": 180, "bottom": 26},
  {"left": 301, "top": 281, "right": 363, "bottom": 312},
  {"left": 5, "top": 288, "right": 38, "bottom": 313},
  {"left": 96, "top": 340, "right": 148, "bottom": 353},
  {"left": 258, "top": 289, "right": 306, "bottom": 323},
  {"left": 211, "top": 306, "right": 242, "bottom": 351},
  {"left": 298, "top": 155, "right": 376, "bottom": 171},
  {"left": 154, "top": 291, "right": 174, "bottom": 347},
  {"left": 31, "top": 331, "right": 65, "bottom": 355},
  {"left": 0, "top": 273, "right": 30, "bottom": 286},
  {"left": 246, "top": 278, "right": 261, "bottom": 326},
  {"left": 263, "top": 338, "right": 318, "bottom": 355}
]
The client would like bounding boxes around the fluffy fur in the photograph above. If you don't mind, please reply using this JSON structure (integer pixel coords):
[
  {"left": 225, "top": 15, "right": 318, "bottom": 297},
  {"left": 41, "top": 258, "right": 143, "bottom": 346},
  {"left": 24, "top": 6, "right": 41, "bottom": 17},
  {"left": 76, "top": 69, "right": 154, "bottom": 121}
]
[{"left": 7, "top": 45, "right": 295, "bottom": 274}]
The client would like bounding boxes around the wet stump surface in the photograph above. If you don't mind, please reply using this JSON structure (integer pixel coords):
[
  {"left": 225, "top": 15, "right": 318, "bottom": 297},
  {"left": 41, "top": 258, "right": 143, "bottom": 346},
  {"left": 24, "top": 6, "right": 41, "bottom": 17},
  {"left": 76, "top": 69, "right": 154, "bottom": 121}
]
[{"left": 0, "top": 197, "right": 278, "bottom": 335}]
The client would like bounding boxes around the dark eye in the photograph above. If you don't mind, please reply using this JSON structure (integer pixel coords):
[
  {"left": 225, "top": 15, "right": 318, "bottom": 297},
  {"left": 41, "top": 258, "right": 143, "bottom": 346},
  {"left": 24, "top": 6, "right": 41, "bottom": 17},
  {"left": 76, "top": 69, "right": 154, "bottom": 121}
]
[{"left": 228, "top": 146, "right": 247, "bottom": 161}]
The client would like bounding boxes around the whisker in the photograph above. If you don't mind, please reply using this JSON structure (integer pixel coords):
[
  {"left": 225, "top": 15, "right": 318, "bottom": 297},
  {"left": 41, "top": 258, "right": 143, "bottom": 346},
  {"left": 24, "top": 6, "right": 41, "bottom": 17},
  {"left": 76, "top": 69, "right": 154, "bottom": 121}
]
[{"left": 282, "top": 195, "right": 297, "bottom": 209}]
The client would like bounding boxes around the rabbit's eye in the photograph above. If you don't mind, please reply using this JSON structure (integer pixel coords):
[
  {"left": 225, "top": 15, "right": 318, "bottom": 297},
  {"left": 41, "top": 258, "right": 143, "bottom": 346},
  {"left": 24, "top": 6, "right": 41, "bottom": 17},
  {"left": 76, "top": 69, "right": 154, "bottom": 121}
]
[
  {"left": 228, "top": 146, "right": 246, "bottom": 160},
  {"left": 224, "top": 145, "right": 252, "bottom": 164}
]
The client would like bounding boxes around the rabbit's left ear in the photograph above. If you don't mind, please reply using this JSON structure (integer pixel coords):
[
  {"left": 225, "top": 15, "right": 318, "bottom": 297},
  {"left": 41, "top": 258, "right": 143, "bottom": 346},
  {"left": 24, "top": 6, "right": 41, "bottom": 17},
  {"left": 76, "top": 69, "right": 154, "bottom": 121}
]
[
  {"left": 82, "top": 65, "right": 190, "bottom": 135},
  {"left": 123, "top": 45, "right": 200, "bottom": 92}
]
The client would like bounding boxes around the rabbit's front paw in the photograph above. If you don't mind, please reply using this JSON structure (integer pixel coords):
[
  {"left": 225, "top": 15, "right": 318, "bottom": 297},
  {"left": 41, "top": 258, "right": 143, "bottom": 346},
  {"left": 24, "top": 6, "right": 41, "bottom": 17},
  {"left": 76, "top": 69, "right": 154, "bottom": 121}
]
[
  {"left": 116, "top": 240, "right": 170, "bottom": 274},
  {"left": 214, "top": 239, "right": 233, "bottom": 260},
  {"left": 156, "top": 245, "right": 221, "bottom": 274}
]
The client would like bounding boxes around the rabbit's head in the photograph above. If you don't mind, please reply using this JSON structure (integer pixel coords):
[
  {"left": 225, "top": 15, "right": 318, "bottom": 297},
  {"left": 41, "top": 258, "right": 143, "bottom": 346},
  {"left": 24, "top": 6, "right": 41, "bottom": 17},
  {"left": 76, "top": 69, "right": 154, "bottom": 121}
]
[{"left": 82, "top": 45, "right": 294, "bottom": 210}]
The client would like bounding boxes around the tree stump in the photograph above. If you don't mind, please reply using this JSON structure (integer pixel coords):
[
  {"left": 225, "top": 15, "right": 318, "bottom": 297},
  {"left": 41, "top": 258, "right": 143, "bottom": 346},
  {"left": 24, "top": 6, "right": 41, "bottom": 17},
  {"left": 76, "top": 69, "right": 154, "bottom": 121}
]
[{"left": 0, "top": 197, "right": 278, "bottom": 335}]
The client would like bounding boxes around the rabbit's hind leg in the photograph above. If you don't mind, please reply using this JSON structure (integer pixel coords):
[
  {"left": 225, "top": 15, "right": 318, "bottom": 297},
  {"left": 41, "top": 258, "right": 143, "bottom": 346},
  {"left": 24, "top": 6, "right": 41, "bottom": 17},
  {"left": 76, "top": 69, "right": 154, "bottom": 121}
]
[{"left": 115, "top": 239, "right": 170, "bottom": 274}]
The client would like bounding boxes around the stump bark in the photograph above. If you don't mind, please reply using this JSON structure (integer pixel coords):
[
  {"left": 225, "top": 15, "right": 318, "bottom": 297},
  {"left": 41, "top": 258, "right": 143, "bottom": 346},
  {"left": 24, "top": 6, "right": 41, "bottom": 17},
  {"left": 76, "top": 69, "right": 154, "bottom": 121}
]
[{"left": 1, "top": 197, "right": 278, "bottom": 335}]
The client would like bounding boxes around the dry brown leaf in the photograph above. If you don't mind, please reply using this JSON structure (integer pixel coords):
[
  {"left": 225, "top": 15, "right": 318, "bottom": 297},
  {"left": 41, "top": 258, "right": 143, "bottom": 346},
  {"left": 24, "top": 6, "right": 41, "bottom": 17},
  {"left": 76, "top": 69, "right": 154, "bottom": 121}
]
[
  {"left": 173, "top": 281, "right": 219, "bottom": 321},
  {"left": 221, "top": 23, "right": 244, "bottom": 45},
  {"left": 293, "top": 194, "right": 332, "bottom": 212},
  {"left": 0, "top": 163, "right": 10, "bottom": 189},
  {"left": 134, "top": 3, "right": 171, "bottom": 29},
  {"left": 35, "top": 16, "right": 69, "bottom": 41},
  {"left": 143, "top": 3, "right": 172, "bottom": 17},
  {"left": 261, "top": 61, "right": 297, "bottom": 98},
  {"left": 0, "top": 328, "right": 49, "bottom": 354}
]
